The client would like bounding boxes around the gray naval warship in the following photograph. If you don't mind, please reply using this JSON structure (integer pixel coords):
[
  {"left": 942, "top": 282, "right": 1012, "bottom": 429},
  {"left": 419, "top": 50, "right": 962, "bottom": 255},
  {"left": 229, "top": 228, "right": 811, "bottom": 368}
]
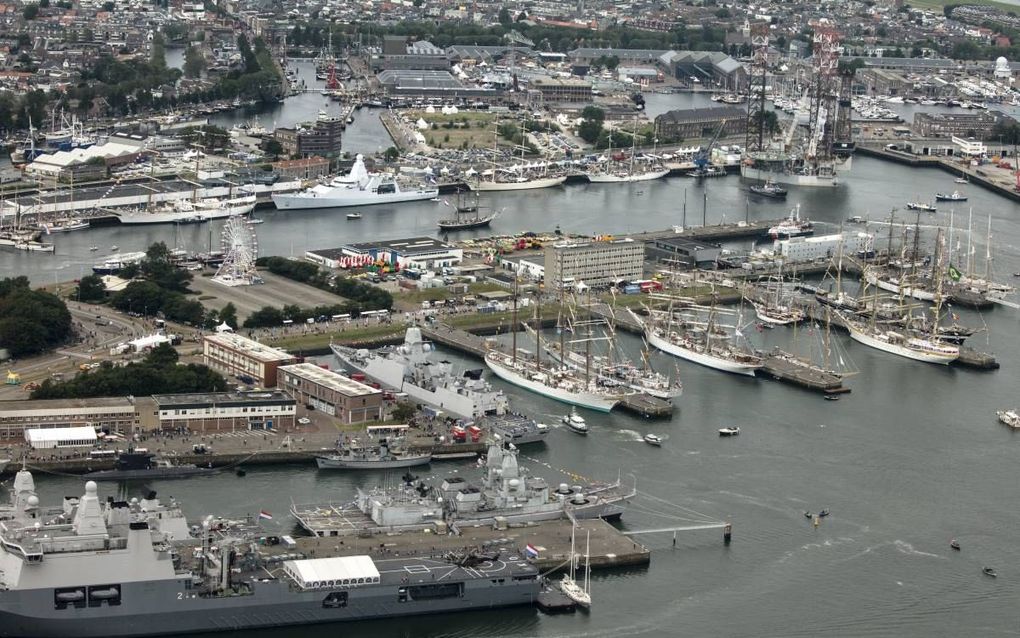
[{"left": 0, "top": 468, "right": 541, "bottom": 638}]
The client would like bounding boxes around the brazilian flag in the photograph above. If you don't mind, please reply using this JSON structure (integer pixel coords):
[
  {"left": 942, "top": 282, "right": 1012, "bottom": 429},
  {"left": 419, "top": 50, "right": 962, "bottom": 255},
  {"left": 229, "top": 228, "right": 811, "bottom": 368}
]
[{"left": 947, "top": 264, "right": 962, "bottom": 281}]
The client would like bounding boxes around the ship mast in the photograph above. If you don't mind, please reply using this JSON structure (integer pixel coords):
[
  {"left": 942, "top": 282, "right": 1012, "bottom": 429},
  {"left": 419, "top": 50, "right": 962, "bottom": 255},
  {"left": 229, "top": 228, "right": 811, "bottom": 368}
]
[{"left": 511, "top": 275, "right": 518, "bottom": 364}]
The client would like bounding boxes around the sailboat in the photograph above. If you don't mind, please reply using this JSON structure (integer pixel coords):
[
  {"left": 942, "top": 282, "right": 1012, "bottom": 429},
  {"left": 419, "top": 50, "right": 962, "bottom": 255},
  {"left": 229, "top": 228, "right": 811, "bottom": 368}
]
[
  {"left": 470, "top": 120, "right": 567, "bottom": 191},
  {"left": 586, "top": 123, "right": 668, "bottom": 183},
  {"left": 523, "top": 307, "right": 682, "bottom": 400},
  {"left": 484, "top": 278, "right": 626, "bottom": 412},
  {"left": 633, "top": 299, "right": 763, "bottom": 376},
  {"left": 841, "top": 229, "right": 960, "bottom": 365},
  {"left": 751, "top": 274, "right": 806, "bottom": 325},
  {"left": 559, "top": 528, "right": 591, "bottom": 608},
  {"left": 437, "top": 190, "right": 500, "bottom": 231}
]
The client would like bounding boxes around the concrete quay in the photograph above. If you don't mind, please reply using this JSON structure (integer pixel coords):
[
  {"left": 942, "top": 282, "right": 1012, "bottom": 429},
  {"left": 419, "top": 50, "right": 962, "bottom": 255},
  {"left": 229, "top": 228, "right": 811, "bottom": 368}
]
[{"left": 266, "top": 518, "right": 651, "bottom": 573}]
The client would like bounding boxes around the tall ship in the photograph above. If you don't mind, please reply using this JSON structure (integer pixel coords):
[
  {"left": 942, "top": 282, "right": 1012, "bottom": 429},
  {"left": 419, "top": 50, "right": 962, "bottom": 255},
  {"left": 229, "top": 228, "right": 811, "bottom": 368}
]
[
  {"left": 841, "top": 229, "right": 960, "bottom": 365},
  {"left": 586, "top": 128, "right": 669, "bottom": 184},
  {"left": 331, "top": 327, "right": 509, "bottom": 420},
  {"left": 273, "top": 155, "right": 439, "bottom": 210},
  {"left": 470, "top": 170, "right": 567, "bottom": 192},
  {"left": 485, "top": 350, "right": 623, "bottom": 412},
  {"left": 292, "top": 440, "right": 634, "bottom": 535},
  {"left": 522, "top": 319, "right": 681, "bottom": 400},
  {"left": 0, "top": 468, "right": 540, "bottom": 637},
  {"left": 437, "top": 190, "right": 500, "bottom": 231},
  {"left": 116, "top": 194, "right": 256, "bottom": 225},
  {"left": 632, "top": 306, "right": 763, "bottom": 376}
]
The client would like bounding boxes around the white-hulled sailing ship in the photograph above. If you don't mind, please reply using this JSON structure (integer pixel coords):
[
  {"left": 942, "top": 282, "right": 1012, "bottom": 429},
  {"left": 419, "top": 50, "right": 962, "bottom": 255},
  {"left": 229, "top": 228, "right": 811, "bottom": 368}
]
[
  {"left": 586, "top": 125, "right": 669, "bottom": 184},
  {"left": 841, "top": 228, "right": 960, "bottom": 365},
  {"left": 631, "top": 302, "right": 763, "bottom": 376},
  {"left": 483, "top": 281, "right": 629, "bottom": 412}
]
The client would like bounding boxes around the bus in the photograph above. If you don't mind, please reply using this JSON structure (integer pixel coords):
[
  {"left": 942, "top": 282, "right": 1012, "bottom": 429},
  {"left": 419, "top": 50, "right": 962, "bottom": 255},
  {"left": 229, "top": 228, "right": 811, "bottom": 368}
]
[
  {"left": 89, "top": 450, "right": 117, "bottom": 459},
  {"left": 360, "top": 310, "right": 390, "bottom": 319}
]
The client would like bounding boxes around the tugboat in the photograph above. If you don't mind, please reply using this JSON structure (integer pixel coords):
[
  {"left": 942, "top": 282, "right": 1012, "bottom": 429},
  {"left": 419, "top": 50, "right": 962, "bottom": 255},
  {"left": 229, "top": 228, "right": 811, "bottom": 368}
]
[
  {"left": 768, "top": 205, "right": 813, "bottom": 238},
  {"left": 749, "top": 179, "right": 788, "bottom": 199}
]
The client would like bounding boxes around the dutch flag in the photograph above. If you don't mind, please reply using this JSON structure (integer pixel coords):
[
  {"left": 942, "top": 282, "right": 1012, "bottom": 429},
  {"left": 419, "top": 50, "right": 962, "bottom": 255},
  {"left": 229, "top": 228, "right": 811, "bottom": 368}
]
[
  {"left": 259, "top": 510, "right": 273, "bottom": 521},
  {"left": 524, "top": 544, "right": 539, "bottom": 558}
]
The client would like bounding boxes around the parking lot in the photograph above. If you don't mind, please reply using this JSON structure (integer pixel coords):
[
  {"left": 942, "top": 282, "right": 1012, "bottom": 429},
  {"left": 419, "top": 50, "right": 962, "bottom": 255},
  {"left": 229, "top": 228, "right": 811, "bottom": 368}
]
[{"left": 188, "top": 270, "right": 346, "bottom": 320}]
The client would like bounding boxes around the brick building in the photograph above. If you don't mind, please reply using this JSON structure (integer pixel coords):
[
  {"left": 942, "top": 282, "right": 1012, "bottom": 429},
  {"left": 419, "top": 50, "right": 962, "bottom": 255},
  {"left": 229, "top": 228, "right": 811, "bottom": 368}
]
[
  {"left": 654, "top": 106, "right": 747, "bottom": 142},
  {"left": 202, "top": 333, "right": 297, "bottom": 388},
  {"left": 278, "top": 363, "right": 383, "bottom": 424}
]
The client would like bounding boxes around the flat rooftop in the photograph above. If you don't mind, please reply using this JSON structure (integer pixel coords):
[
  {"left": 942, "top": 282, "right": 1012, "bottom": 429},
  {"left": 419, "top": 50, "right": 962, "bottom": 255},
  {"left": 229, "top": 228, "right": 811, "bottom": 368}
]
[
  {"left": 343, "top": 237, "right": 457, "bottom": 256},
  {"left": 0, "top": 397, "right": 138, "bottom": 413},
  {"left": 204, "top": 332, "right": 295, "bottom": 363},
  {"left": 152, "top": 391, "right": 296, "bottom": 408},
  {"left": 279, "top": 363, "right": 381, "bottom": 397}
]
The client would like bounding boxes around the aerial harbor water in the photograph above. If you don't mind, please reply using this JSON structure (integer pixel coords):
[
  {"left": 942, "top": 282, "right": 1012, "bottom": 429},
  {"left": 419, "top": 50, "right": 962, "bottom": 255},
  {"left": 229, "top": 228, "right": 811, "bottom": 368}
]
[
  {"left": 6, "top": 41, "right": 1020, "bottom": 634},
  {"left": 16, "top": 137, "right": 1020, "bottom": 636}
]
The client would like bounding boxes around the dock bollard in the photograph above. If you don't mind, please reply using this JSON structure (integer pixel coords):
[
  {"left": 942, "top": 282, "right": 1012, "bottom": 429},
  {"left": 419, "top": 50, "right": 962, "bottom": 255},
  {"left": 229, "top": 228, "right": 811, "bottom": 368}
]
[{"left": 723, "top": 523, "right": 732, "bottom": 546}]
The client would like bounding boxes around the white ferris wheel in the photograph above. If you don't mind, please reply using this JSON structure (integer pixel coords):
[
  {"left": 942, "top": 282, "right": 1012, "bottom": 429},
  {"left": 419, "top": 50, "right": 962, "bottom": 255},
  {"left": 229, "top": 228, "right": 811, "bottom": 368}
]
[{"left": 213, "top": 215, "right": 261, "bottom": 287}]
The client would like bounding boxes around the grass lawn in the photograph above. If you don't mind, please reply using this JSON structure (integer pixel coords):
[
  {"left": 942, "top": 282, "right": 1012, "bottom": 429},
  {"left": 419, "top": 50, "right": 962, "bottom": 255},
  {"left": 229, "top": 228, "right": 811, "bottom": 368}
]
[
  {"left": 410, "top": 111, "right": 518, "bottom": 151},
  {"left": 267, "top": 322, "right": 408, "bottom": 351}
]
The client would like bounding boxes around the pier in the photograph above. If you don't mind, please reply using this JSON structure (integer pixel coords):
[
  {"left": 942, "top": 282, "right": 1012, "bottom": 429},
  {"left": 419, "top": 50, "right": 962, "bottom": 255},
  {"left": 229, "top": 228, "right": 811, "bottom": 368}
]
[{"left": 268, "top": 518, "right": 651, "bottom": 572}]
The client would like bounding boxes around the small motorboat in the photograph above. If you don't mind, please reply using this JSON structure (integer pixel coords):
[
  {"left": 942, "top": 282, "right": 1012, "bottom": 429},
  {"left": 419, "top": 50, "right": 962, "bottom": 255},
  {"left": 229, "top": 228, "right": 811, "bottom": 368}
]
[
  {"left": 719, "top": 427, "right": 740, "bottom": 437},
  {"left": 236, "top": 468, "right": 247, "bottom": 477},
  {"left": 346, "top": 213, "right": 362, "bottom": 220},
  {"left": 906, "top": 201, "right": 937, "bottom": 213},
  {"left": 950, "top": 539, "right": 961, "bottom": 551},
  {"left": 824, "top": 395, "right": 840, "bottom": 401},
  {"left": 246, "top": 218, "right": 265, "bottom": 225},
  {"left": 430, "top": 197, "right": 442, "bottom": 202},
  {"left": 818, "top": 509, "right": 830, "bottom": 518},
  {"left": 935, "top": 190, "right": 967, "bottom": 202},
  {"left": 982, "top": 567, "right": 997, "bottom": 578},
  {"left": 804, "top": 511, "right": 812, "bottom": 519},
  {"left": 643, "top": 434, "right": 663, "bottom": 446},
  {"left": 563, "top": 408, "right": 588, "bottom": 435},
  {"left": 89, "top": 246, "right": 99, "bottom": 251},
  {"left": 955, "top": 177, "right": 969, "bottom": 184},
  {"left": 110, "top": 245, "right": 119, "bottom": 251}
]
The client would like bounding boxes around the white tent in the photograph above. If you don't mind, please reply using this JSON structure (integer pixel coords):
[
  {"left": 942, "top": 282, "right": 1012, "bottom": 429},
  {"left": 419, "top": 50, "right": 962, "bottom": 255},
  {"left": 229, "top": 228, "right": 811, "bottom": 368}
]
[
  {"left": 26, "top": 426, "right": 98, "bottom": 449},
  {"left": 416, "top": 118, "right": 429, "bottom": 130},
  {"left": 215, "top": 322, "right": 234, "bottom": 333},
  {"left": 283, "top": 556, "right": 380, "bottom": 590}
]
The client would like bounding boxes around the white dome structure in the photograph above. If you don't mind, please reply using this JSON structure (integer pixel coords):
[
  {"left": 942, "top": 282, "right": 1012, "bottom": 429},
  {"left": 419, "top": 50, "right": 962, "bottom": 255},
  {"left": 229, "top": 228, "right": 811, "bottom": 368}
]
[{"left": 994, "top": 56, "right": 1011, "bottom": 80}]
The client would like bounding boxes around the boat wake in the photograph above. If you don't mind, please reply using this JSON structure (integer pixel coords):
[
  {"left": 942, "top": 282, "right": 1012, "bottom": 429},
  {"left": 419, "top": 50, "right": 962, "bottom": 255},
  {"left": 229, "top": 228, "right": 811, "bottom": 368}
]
[
  {"left": 617, "top": 429, "right": 647, "bottom": 442},
  {"left": 892, "top": 540, "right": 942, "bottom": 559}
]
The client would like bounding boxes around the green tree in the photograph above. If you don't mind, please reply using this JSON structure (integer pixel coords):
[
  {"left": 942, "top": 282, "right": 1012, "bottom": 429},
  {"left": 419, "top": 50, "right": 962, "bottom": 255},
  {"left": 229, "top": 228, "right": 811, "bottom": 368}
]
[
  {"left": 578, "top": 106, "right": 605, "bottom": 144},
  {"left": 22, "top": 4, "right": 39, "bottom": 19},
  {"left": 263, "top": 138, "right": 283, "bottom": 157},
  {"left": 383, "top": 146, "right": 400, "bottom": 161},
  {"left": 145, "top": 342, "right": 179, "bottom": 367},
  {"left": 218, "top": 302, "right": 238, "bottom": 329},
  {"left": 0, "top": 278, "right": 72, "bottom": 358},
  {"left": 76, "top": 274, "right": 107, "bottom": 303},
  {"left": 243, "top": 306, "right": 285, "bottom": 328},
  {"left": 391, "top": 401, "right": 416, "bottom": 422},
  {"left": 151, "top": 32, "right": 167, "bottom": 69},
  {"left": 498, "top": 7, "right": 511, "bottom": 26},
  {"left": 183, "top": 45, "right": 205, "bottom": 78}
]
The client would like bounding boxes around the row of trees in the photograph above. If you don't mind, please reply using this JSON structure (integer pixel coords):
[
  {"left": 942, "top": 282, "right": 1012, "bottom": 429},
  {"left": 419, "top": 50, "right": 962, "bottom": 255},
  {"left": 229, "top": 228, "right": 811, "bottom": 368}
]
[
  {"left": 0, "top": 277, "right": 72, "bottom": 358},
  {"left": 244, "top": 302, "right": 364, "bottom": 328},
  {"left": 31, "top": 344, "right": 226, "bottom": 399},
  {"left": 287, "top": 19, "right": 729, "bottom": 56}
]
